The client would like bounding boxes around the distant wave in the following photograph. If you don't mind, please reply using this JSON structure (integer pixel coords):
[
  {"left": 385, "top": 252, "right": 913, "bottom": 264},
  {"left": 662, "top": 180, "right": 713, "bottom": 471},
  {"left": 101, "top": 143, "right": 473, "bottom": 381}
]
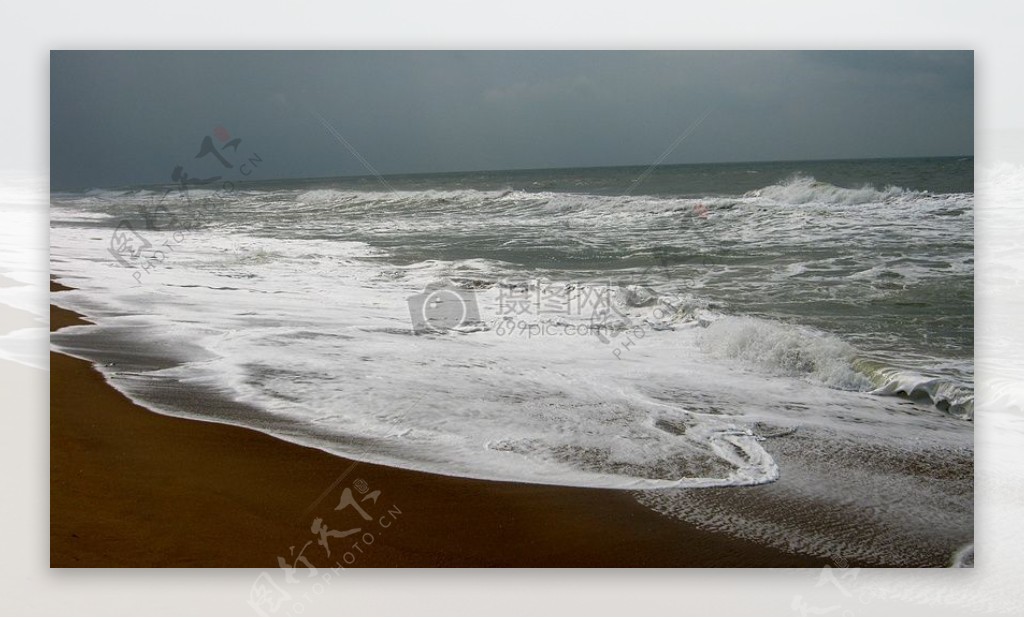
[
  {"left": 744, "top": 174, "right": 925, "bottom": 205},
  {"left": 289, "top": 176, "right": 936, "bottom": 223}
]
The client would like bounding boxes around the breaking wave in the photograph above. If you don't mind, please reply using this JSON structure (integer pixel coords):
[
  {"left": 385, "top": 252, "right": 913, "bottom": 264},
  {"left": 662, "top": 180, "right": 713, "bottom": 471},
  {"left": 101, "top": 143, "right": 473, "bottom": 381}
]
[
  {"left": 745, "top": 174, "right": 925, "bottom": 205},
  {"left": 697, "top": 315, "right": 973, "bottom": 417},
  {"left": 698, "top": 315, "right": 873, "bottom": 390}
]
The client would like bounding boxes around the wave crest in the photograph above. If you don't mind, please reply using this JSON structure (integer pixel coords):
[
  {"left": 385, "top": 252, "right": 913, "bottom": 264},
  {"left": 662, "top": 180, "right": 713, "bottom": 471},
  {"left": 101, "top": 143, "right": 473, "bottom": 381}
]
[
  {"left": 697, "top": 316, "right": 872, "bottom": 390},
  {"left": 745, "top": 174, "right": 924, "bottom": 205},
  {"left": 696, "top": 315, "right": 973, "bottom": 417},
  {"left": 855, "top": 360, "right": 975, "bottom": 419}
]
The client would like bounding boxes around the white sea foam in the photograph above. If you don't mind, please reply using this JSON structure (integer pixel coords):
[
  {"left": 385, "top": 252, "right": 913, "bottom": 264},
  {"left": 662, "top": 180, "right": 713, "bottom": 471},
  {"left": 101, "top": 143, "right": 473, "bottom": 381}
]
[
  {"left": 50, "top": 218, "right": 969, "bottom": 491},
  {"left": 50, "top": 221, "right": 786, "bottom": 488}
]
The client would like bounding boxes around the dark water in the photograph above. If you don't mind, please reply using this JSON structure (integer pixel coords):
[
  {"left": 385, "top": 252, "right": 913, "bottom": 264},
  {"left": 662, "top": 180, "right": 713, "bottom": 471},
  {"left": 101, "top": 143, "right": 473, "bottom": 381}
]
[{"left": 221, "top": 155, "right": 973, "bottom": 197}]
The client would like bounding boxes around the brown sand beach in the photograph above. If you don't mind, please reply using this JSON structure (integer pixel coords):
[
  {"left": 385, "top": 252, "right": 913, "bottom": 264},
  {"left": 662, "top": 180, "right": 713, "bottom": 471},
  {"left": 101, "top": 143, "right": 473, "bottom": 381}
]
[{"left": 49, "top": 280, "right": 825, "bottom": 568}]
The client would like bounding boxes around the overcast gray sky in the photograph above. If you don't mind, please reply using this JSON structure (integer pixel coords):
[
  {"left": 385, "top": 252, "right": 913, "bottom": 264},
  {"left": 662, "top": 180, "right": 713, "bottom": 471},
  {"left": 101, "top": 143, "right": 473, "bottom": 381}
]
[{"left": 50, "top": 51, "right": 972, "bottom": 189}]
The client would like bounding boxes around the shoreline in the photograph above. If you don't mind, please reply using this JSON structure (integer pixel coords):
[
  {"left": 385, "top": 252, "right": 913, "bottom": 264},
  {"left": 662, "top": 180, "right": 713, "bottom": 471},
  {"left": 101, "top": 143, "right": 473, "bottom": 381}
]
[{"left": 50, "top": 280, "right": 823, "bottom": 568}]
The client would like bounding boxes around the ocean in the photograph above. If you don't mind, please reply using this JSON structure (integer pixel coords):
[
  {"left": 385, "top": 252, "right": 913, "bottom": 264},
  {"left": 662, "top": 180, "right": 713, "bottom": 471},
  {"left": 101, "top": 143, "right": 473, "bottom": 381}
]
[{"left": 50, "top": 156, "right": 974, "bottom": 565}]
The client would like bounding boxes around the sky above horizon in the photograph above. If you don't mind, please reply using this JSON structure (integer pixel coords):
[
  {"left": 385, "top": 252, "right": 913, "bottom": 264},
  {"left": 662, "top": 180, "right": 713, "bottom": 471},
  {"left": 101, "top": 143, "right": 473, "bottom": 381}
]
[{"left": 50, "top": 51, "right": 973, "bottom": 189}]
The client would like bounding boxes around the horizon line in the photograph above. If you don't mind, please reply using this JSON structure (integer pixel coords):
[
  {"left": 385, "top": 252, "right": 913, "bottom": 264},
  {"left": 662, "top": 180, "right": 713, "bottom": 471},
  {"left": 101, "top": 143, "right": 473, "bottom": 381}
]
[{"left": 51, "top": 153, "right": 974, "bottom": 193}]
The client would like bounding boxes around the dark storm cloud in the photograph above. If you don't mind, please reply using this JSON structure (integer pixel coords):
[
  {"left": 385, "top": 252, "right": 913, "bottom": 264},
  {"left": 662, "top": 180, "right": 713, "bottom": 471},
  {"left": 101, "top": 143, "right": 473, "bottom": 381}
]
[{"left": 49, "top": 50, "right": 973, "bottom": 190}]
